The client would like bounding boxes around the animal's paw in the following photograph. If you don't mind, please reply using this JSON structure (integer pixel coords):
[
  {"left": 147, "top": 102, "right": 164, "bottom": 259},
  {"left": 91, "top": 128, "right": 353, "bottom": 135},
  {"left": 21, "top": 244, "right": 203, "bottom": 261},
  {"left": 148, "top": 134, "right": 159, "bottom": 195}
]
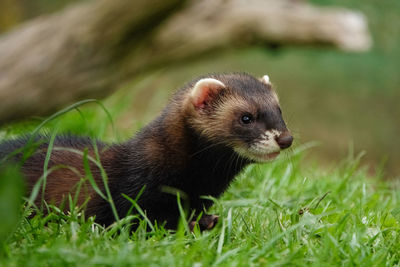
[{"left": 189, "top": 214, "right": 219, "bottom": 231}]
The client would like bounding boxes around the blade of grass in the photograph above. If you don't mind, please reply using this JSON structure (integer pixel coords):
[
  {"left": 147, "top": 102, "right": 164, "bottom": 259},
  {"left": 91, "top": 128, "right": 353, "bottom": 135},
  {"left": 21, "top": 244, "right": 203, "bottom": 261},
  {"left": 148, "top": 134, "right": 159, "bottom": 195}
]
[
  {"left": 91, "top": 140, "right": 120, "bottom": 223},
  {"left": 41, "top": 128, "right": 58, "bottom": 209},
  {"left": 122, "top": 193, "right": 155, "bottom": 232}
]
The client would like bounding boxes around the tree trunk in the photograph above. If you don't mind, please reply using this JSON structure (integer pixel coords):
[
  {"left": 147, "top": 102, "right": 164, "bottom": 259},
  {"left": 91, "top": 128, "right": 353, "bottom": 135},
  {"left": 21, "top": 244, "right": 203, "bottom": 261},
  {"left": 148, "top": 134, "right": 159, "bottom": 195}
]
[
  {"left": 0, "top": 0, "right": 371, "bottom": 124},
  {"left": 0, "top": 0, "right": 186, "bottom": 124}
]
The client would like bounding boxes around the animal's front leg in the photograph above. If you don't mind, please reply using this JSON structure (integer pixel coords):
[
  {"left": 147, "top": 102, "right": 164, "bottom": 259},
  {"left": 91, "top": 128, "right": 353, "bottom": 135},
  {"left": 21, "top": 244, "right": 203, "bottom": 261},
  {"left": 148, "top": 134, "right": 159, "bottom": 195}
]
[{"left": 189, "top": 214, "right": 219, "bottom": 231}]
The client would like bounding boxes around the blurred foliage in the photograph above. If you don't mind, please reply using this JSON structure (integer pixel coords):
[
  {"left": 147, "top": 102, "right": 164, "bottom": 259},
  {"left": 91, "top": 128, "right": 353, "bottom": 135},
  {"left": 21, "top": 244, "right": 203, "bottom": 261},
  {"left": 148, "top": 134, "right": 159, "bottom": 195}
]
[
  {"left": 0, "top": 165, "right": 24, "bottom": 245},
  {"left": 0, "top": 0, "right": 399, "bottom": 177}
]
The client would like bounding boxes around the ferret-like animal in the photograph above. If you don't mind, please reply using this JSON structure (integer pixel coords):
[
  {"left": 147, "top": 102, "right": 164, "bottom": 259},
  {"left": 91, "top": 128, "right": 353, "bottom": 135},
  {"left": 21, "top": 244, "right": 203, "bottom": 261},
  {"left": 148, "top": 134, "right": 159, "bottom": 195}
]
[{"left": 0, "top": 73, "right": 293, "bottom": 230}]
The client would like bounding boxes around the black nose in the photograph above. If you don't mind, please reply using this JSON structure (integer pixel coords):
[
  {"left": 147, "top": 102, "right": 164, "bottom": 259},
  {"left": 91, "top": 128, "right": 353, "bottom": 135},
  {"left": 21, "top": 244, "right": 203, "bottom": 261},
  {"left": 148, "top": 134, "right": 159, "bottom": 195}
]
[{"left": 276, "top": 133, "right": 293, "bottom": 149}]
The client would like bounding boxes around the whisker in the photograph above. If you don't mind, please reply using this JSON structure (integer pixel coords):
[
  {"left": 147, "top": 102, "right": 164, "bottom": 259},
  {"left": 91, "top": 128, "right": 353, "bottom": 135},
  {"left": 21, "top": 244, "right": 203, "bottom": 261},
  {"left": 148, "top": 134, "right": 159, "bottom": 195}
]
[
  {"left": 189, "top": 140, "right": 228, "bottom": 157},
  {"left": 234, "top": 153, "right": 242, "bottom": 174},
  {"left": 224, "top": 150, "right": 238, "bottom": 176}
]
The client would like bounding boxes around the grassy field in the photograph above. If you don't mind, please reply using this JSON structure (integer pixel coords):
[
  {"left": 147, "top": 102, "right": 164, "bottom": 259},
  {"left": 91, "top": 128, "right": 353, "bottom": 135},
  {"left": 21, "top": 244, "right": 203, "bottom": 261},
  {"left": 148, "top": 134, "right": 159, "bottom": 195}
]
[
  {"left": 1, "top": 141, "right": 400, "bottom": 266},
  {"left": 0, "top": 101, "right": 399, "bottom": 266},
  {"left": 1, "top": 0, "right": 399, "bottom": 265}
]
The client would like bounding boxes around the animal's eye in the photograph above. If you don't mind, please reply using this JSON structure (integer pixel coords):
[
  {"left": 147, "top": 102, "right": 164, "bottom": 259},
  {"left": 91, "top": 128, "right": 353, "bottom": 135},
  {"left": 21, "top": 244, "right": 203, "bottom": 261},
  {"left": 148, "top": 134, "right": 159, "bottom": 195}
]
[{"left": 240, "top": 114, "right": 253, "bottom": 124}]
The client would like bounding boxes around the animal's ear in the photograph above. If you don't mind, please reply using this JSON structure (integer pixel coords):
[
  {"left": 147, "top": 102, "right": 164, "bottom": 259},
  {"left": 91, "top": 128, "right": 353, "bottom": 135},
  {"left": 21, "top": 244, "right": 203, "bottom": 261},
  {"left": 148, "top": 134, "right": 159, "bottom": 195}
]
[
  {"left": 190, "top": 78, "right": 226, "bottom": 108},
  {"left": 260, "top": 74, "right": 271, "bottom": 85}
]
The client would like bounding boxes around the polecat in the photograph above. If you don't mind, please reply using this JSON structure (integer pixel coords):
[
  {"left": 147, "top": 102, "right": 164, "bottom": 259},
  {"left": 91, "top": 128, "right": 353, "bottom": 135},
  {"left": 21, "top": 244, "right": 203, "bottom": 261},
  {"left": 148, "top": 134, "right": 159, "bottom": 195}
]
[{"left": 0, "top": 72, "right": 293, "bottom": 231}]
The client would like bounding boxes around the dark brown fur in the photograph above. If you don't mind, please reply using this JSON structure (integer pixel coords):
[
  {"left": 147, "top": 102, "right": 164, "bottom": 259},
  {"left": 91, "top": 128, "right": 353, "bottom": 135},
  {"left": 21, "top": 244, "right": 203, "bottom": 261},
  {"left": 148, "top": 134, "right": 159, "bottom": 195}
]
[{"left": 0, "top": 72, "right": 292, "bottom": 230}]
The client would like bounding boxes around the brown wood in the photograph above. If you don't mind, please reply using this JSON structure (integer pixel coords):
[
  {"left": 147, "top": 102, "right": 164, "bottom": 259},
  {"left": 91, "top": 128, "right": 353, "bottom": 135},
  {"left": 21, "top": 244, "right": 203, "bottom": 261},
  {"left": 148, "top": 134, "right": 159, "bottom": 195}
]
[
  {"left": 0, "top": 0, "right": 186, "bottom": 124},
  {"left": 0, "top": 0, "right": 371, "bottom": 124},
  {"left": 148, "top": 0, "right": 372, "bottom": 63}
]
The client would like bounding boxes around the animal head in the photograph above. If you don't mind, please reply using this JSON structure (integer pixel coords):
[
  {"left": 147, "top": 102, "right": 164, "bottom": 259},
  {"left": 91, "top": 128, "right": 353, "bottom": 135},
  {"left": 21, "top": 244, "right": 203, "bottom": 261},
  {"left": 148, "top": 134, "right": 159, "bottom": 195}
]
[{"left": 185, "top": 72, "right": 293, "bottom": 162}]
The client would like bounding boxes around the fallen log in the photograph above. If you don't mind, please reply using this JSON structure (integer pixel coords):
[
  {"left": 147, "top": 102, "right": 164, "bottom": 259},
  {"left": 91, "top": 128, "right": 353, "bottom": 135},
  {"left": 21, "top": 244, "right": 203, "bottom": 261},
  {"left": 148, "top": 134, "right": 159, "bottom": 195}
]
[{"left": 0, "top": 0, "right": 371, "bottom": 123}]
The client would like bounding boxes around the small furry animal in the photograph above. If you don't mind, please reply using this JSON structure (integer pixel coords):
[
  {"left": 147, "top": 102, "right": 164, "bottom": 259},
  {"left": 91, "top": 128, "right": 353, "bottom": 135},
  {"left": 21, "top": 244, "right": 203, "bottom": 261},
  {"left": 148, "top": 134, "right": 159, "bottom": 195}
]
[{"left": 0, "top": 73, "right": 293, "bottom": 230}]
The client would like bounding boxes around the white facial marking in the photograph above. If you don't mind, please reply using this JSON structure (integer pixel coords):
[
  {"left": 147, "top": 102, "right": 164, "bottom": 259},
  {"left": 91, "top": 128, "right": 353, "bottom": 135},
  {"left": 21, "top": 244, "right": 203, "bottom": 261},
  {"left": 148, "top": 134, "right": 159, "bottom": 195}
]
[
  {"left": 264, "top": 129, "right": 280, "bottom": 140},
  {"left": 253, "top": 130, "right": 281, "bottom": 152},
  {"left": 262, "top": 75, "right": 270, "bottom": 84},
  {"left": 234, "top": 129, "right": 283, "bottom": 162}
]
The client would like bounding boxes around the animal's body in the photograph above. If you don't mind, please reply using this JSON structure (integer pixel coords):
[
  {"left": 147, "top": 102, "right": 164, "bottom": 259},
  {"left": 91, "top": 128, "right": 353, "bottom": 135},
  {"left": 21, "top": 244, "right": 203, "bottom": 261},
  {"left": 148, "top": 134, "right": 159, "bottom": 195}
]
[{"left": 0, "top": 73, "right": 293, "bottom": 230}]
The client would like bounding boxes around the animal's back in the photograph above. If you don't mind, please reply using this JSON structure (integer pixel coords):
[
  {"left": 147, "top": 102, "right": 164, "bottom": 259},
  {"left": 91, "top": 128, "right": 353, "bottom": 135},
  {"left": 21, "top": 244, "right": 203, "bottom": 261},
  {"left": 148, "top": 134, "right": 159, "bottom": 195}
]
[
  {"left": 0, "top": 136, "right": 32, "bottom": 160},
  {"left": 0, "top": 135, "right": 110, "bottom": 214},
  {"left": 1, "top": 134, "right": 104, "bottom": 153}
]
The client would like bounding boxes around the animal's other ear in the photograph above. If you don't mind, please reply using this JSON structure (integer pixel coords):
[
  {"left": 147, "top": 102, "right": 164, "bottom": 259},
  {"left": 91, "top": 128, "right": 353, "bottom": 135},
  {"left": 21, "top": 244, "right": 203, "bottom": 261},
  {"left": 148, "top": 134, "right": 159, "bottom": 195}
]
[
  {"left": 260, "top": 74, "right": 279, "bottom": 101},
  {"left": 260, "top": 74, "right": 271, "bottom": 85},
  {"left": 190, "top": 78, "right": 226, "bottom": 108}
]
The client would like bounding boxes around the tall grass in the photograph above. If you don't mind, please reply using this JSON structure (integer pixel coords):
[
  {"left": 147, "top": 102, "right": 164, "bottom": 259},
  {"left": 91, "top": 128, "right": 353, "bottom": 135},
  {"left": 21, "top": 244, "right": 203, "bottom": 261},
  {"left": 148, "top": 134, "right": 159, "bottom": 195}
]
[
  {"left": 1, "top": 140, "right": 399, "bottom": 265},
  {"left": 0, "top": 93, "right": 399, "bottom": 265}
]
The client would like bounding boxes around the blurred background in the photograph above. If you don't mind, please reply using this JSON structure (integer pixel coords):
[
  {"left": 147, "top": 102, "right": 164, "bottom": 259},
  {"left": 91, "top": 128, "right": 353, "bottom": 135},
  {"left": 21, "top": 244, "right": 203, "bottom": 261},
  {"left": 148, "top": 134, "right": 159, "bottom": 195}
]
[{"left": 0, "top": 0, "right": 399, "bottom": 178}]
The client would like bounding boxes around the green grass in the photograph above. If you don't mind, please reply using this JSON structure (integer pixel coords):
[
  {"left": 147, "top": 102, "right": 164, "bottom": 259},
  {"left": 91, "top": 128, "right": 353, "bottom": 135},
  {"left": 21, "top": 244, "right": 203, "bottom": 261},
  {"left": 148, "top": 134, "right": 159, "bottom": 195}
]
[
  {"left": 1, "top": 139, "right": 400, "bottom": 265},
  {"left": 0, "top": 82, "right": 399, "bottom": 265},
  {"left": 0, "top": 0, "right": 399, "bottom": 262}
]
